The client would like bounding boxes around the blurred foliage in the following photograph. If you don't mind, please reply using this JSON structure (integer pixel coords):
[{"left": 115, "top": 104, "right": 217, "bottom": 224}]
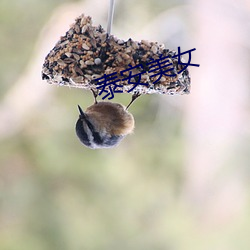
[
  {"left": 0, "top": 0, "right": 71, "bottom": 98},
  {"left": 1, "top": 1, "right": 250, "bottom": 250}
]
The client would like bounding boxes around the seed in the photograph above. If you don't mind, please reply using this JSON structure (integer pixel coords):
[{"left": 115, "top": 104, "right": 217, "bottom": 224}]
[
  {"left": 81, "top": 25, "right": 88, "bottom": 34},
  {"left": 75, "top": 24, "right": 80, "bottom": 34},
  {"left": 125, "top": 48, "right": 132, "bottom": 53},
  {"left": 141, "top": 40, "right": 150, "bottom": 47},
  {"left": 100, "top": 33, "right": 107, "bottom": 43},
  {"left": 65, "top": 52, "right": 72, "bottom": 57},
  {"left": 72, "top": 53, "right": 80, "bottom": 60},
  {"left": 116, "top": 55, "right": 123, "bottom": 63},
  {"left": 122, "top": 54, "right": 130, "bottom": 60},
  {"left": 59, "top": 40, "right": 69, "bottom": 47},
  {"left": 132, "top": 41, "right": 138, "bottom": 50},
  {"left": 92, "top": 74, "right": 102, "bottom": 79},
  {"left": 74, "top": 66, "right": 83, "bottom": 75},
  {"left": 72, "top": 48, "right": 85, "bottom": 55},
  {"left": 118, "top": 39, "right": 124, "bottom": 45},
  {"left": 72, "top": 76, "right": 84, "bottom": 83},
  {"left": 63, "top": 58, "right": 75, "bottom": 64},
  {"left": 82, "top": 43, "right": 90, "bottom": 50},
  {"left": 151, "top": 45, "right": 158, "bottom": 54},
  {"left": 85, "top": 60, "right": 94, "bottom": 65},
  {"left": 57, "top": 59, "right": 67, "bottom": 66},
  {"left": 80, "top": 17, "right": 87, "bottom": 26},
  {"left": 94, "top": 58, "right": 101, "bottom": 65},
  {"left": 85, "top": 74, "right": 92, "bottom": 80},
  {"left": 90, "top": 38, "right": 97, "bottom": 48}
]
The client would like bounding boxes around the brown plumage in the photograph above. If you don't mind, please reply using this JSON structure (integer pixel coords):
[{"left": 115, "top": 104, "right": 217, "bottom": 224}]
[{"left": 85, "top": 102, "right": 134, "bottom": 135}]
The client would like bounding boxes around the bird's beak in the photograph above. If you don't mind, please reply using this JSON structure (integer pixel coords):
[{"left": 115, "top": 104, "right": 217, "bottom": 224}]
[{"left": 77, "top": 105, "right": 86, "bottom": 119}]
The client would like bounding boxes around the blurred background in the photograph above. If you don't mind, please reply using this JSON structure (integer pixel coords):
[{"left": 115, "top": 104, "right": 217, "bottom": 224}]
[{"left": 1, "top": 0, "right": 250, "bottom": 249}]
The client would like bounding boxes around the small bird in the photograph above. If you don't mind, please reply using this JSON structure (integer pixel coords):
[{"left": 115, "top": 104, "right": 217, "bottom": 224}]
[{"left": 75, "top": 91, "right": 138, "bottom": 149}]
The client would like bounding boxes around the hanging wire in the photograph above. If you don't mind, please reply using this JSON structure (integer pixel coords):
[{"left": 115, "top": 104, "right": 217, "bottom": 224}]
[{"left": 107, "top": 0, "right": 115, "bottom": 34}]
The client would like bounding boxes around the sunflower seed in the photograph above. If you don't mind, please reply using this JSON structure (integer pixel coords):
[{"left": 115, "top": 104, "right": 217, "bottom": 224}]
[
  {"left": 82, "top": 43, "right": 90, "bottom": 50},
  {"left": 85, "top": 60, "right": 94, "bottom": 65}
]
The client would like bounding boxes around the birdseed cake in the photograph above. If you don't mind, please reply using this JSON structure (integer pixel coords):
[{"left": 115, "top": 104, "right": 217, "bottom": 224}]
[{"left": 42, "top": 14, "right": 191, "bottom": 96}]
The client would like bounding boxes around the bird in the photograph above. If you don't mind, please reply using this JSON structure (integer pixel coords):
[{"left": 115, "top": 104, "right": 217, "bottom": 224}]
[{"left": 75, "top": 91, "right": 139, "bottom": 149}]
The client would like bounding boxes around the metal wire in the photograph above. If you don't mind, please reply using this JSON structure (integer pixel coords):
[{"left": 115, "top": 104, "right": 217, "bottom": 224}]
[{"left": 107, "top": 0, "right": 115, "bottom": 34}]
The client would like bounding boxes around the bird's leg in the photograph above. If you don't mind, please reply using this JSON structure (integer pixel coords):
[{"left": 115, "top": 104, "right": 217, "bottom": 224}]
[
  {"left": 126, "top": 92, "right": 141, "bottom": 110},
  {"left": 91, "top": 89, "right": 99, "bottom": 104}
]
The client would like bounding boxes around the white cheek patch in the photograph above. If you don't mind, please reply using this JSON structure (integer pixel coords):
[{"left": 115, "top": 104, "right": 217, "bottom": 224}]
[{"left": 83, "top": 122, "right": 94, "bottom": 146}]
